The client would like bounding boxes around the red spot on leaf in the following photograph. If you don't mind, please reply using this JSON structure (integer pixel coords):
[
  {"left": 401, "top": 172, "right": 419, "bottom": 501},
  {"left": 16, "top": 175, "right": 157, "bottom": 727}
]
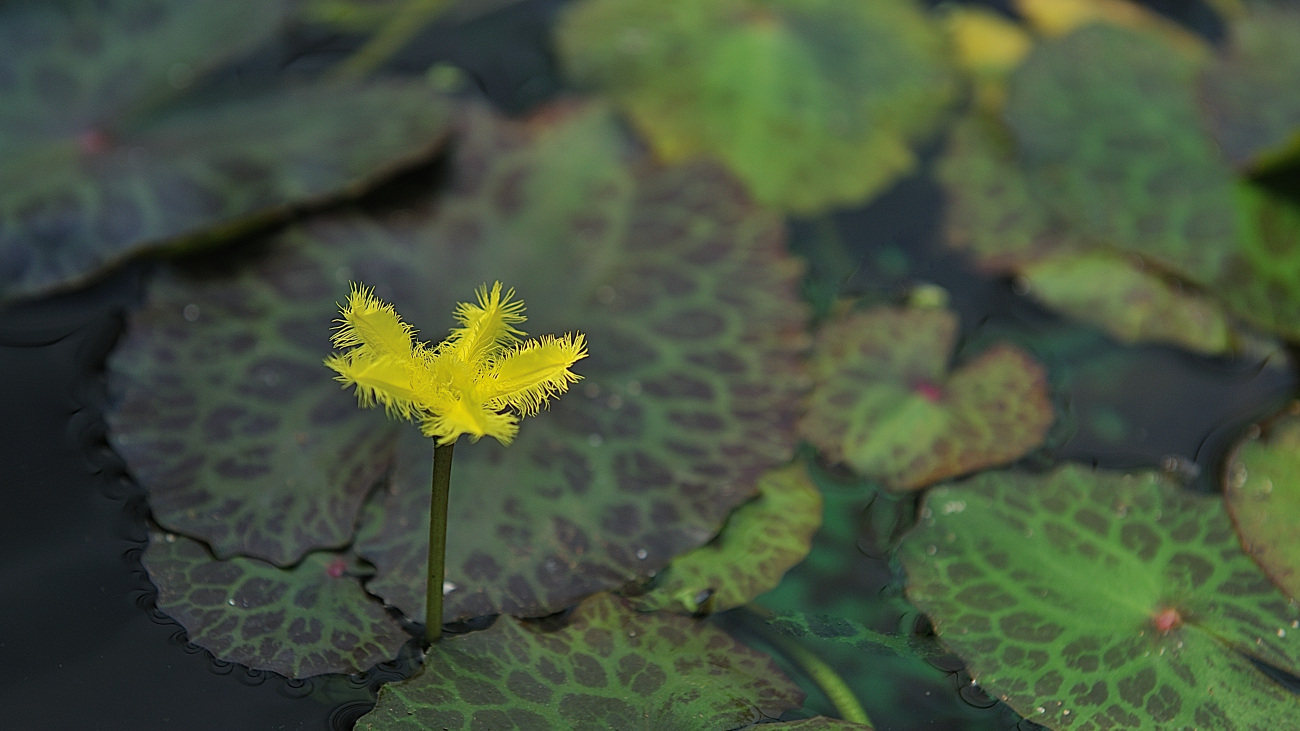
[
  {"left": 912, "top": 379, "right": 944, "bottom": 403},
  {"left": 78, "top": 128, "right": 113, "bottom": 155},
  {"left": 1152, "top": 607, "right": 1182, "bottom": 632},
  {"left": 326, "top": 557, "right": 347, "bottom": 579}
]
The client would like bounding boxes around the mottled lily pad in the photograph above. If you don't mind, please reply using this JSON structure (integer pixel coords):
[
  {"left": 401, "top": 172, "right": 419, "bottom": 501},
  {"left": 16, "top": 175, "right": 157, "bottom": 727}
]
[
  {"left": 1215, "top": 184, "right": 1300, "bottom": 343},
  {"left": 1226, "top": 402, "right": 1300, "bottom": 601},
  {"left": 1199, "top": 3, "right": 1300, "bottom": 170},
  {"left": 0, "top": 0, "right": 454, "bottom": 301},
  {"left": 143, "top": 530, "right": 409, "bottom": 678},
  {"left": 630, "top": 462, "right": 822, "bottom": 614},
  {"left": 1021, "top": 252, "right": 1233, "bottom": 354},
  {"left": 900, "top": 464, "right": 1300, "bottom": 730},
  {"left": 1005, "top": 23, "right": 1233, "bottom": 285},
  {"left": 355, "top": 592, "right": 805, "bottom": 730},
  {"left": 800, "top": 304, "right": 1053, "bottom": 491},
  {"left": 555, "top": 0, "right": 955, "bottom": 214},
  {"left": 111, "top": 103, "right": 809, "bottom": 622}
]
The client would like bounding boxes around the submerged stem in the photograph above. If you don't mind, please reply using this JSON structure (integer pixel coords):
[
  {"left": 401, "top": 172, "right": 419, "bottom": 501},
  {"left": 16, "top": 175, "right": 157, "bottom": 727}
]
[{"left": 425, "top": 441, "right": 455, "bottom": 644}]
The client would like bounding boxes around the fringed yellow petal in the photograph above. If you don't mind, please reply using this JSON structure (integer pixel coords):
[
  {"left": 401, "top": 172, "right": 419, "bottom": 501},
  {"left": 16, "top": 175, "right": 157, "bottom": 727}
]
[
  {"left": 332, "top": 284, "right": 417, "bottom": 360},
  {"left": 419, "top": 396, "right": 519, "bottom": 445},
  {"left": 444, "top": 282, "right": 527, "bottom": 366},
  {"left": 324, "top": 351, "right": 423, "bottom": 420},
  {"left": 486, "top": 333, "right": 588, "bottom": 416}
]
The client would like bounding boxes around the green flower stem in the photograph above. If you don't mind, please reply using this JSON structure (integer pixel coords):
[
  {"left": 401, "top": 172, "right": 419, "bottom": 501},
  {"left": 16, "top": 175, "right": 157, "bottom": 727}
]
[{"left": 425, "top": 441, "right": 455, "bottom": 644}]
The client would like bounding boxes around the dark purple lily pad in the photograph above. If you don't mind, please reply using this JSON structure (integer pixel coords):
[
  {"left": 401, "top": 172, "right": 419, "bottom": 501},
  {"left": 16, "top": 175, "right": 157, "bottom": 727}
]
[
  {"left": 900, "top": 464, "right": 1300, "bottom": 730},
  {"left": 630, "top": 461, "right": 823, "bottom": 614},
  {"left": 111, "top": 103, "right": 809, "bottom": 622},
  {"left": 1199, "top": 3, "right": 1300, "bottom": 170},
  {"left": 0, "top": 0, "right": 454, "bottom": 301},
  {"left": 143, "top": 530, "right": 409, "bottom": 678},
  {"left": 800, "top": 303, "right": 1053, "bottom": 491},
  {"left": 355, "top": 592, "right": 806, "bottom": 730}
]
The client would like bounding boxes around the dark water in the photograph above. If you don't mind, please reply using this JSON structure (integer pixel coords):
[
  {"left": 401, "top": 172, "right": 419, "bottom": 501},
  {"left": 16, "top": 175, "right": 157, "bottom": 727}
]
[{"left": 1, "top": 0, "right": 1291, "bottom": 729}]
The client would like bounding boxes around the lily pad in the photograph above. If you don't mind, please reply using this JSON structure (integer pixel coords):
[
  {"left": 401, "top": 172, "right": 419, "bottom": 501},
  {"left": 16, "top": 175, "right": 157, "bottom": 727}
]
[
  {"left": 0, "top": 0, "right": 454, "bottom": 301},
  {"left": 1021, "top": 251, "right": 1234, "bottom": 354},
  {"left": 111, "top": 103, "right": 810, "bottom": 622},
  {"left": 630, "top": 462, "right": 823, "bottom": 614},
  {"left": 555, "top": 0, "right": 955, "bottom": 214},
  {"left": 1225, "top": 402, "right": 1300, "bottom": 601},
  {"left": 1215, "top": 184, "right": 1300, "bottom": 343},
  {"left": 355, "top": 592, "right": 805, "bottom": 730},
  {"left": 1005, "top": 23, "right": 1234, "bottom": 285},
  {"left": 800, "top": 304, "right": 1053, "bottom": 491},
  {"left": 900, "top": 464, "right": 1300, "bottom": 730},
  {"left": 1199, "top": 3, "right": 1300, "bottom": 170},
  {"left": 143, "top": 530, "right": 409, "bottom": 678}
]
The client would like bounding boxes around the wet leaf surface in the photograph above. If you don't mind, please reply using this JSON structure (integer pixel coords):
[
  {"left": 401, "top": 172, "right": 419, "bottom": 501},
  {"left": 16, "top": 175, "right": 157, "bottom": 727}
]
[
  {"left": 0, "top": 0, "right": 454, "bottom": 302},
  {"left": 143, "top": 530, "right": 409, "bottom": 678},
  {"left": 630, "top": 461, "right": 822, "bottom": 614},
  {"left": 1226, "top": 402, "right": 1300, "bottom": 602},
  {"left": 1199, "top": 3, "right": 1300, "bottom": 170},
  {"left": 800, "top": 304, "right": 1053, "bottom": 491},
  {"left": 555, "top": 0, "right": 954, "bottom": 214},
  {"left": 900, "top": 464, "right": 1300, "bottom": 730},
  {"left": 354, "top": 592, "right": 805, "bottom": 730},
  {"left": 112, "top": 103, "right": 809, "bottom": 623}
]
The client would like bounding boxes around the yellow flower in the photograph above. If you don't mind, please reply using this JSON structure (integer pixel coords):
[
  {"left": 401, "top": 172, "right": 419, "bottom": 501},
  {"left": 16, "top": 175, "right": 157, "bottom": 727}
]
[{"left": 324, "top": 282, "right": 587, "bottom": 445}]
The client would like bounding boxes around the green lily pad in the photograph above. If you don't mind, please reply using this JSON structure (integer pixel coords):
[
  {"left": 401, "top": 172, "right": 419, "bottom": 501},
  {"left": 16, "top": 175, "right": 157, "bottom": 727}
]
[
  {"left": 355, "top": 592, "right": 805, "bottom": 730},
  {"left": 900, "top": 463, "right": 1300, "bottom": 730},
  {"left": 800, "top": 304, "right": 1053, "bottom": 491},
  {"left": 111, "top": 103, "right": 810, "bottom": 621},
  {"left": 1021, "top": 252, "right": 1234, "bottom": 354},
  {"left": 555, "top": 0, "right": 955, "bottom": 214},
  {"left": 1199, "top": 3, "right": 1300, "bottom": 170},
  {"left": 1226, "top": 402, "right": 1300, "bottom": 601},
  {"left": 1005, "top": 24, "right": 1236, "bottom": 285},
  {"left": 0, "top": 0, "right": 454, "bottom": 301},
  {"left": 937, "top": 114, "right": 1086, "bottom": 274},
  {"left": 143, "top": 530, "right": 409, "bottom": 678},
  {"left": 630, "top": 462, "right": 823, "bottom": 614},
  {"left": 1215, "top": 184, "right": 1300, "bottom": 343}
]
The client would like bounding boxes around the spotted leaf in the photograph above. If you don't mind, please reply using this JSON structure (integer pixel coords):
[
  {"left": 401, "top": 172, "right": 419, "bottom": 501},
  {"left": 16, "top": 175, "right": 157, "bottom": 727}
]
[
  {"left": 0, "top": 0, "right": 454, "bottom": 301},
  {"left": 1005, "top": 23, "right": 1234, "bottom": 285},
  {"left": 1199, "top": 3, "right": 1300, "bottom": 170},
  {"left": 555, "top": 0, "right": 955, "bottom": 214},
  {"left": 112, "top": 103, "right": 810, "bottom": 622},
  {"left": 354, "top": 593, "right": 805, "bottom": 730},
  {"left": 900, "top": 464, "right": 1300, "bottom": 730},
  {"left": 1226, "top": 402, "right": 1300, "bottom": 602},
  {"left": 630, "top": 462, "right": 822, "bottom": 614},
  {"left": 800, "top": 304, "right": 1053, "bottom": 491},
  {"left": 143, "top": 530, "right": 409, "bottom": 678},
  {"left": 1020, "top": 252, "right": 1233, "bottom": 355}
]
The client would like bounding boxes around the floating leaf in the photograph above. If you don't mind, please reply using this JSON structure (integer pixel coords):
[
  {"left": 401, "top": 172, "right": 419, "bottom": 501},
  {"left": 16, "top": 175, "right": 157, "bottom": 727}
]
[
  {"left": 1226, "top": 402, "right": 1300, "bottom": 601},
  {"left": 555, "top": 0, "right": 954, "bottom": 214},
  {"left": 355, "top": 593, "right": 805, "bottom": 730},
  {"left": 0, "top": 0, "right": 454, "bottom": 301},
  {"left": 937, "top": 114, "right": 1085, "bottom": 273},
  {"left": 1021, "top": 252, "right": 1233, "bottom": 354},
  {"left": 1199, "top": 3, "right": 1300, "bottom": 170},
  {"left": 800, "top": 304, "right": 1053, "bottom": 491},
  {"left": 630, "top": 462, "right": 822, "bottom": 614},
  {"left": 111, "top": 104, "right": 809, "bottom": 621},
  {"left": 900, "top": 464, "right": 1300, "bottom": 730},
  {"left": 1215, "top": 184, "right": 1300, "bottom": 343},
  {"left": 1005, "top": 24, "right": 1233, "bottom": 285},
  {"left": 143, "top": 530, "right": 409, "bottom": 678}
]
